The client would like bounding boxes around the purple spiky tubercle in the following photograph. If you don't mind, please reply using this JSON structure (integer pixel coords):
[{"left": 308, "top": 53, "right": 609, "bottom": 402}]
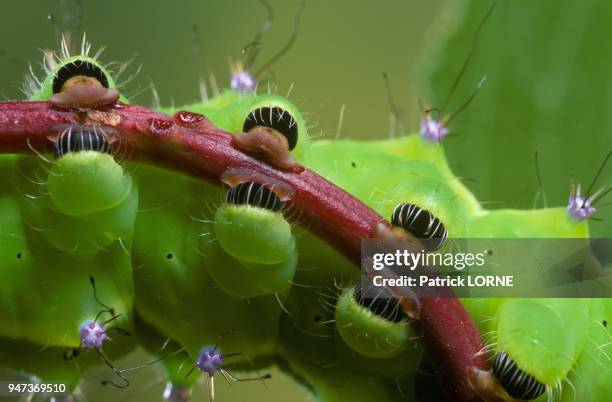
[
  {"left": 420, "top": 118, "right": 449, "bottom": 141},
  {"left": 196, "top": 347, "right": 224, "bottom": 374},
  {"left": 567, "top": 185, "right": 596, "bottom": 220},
  {"left": 79, "top": 320, "right": 108, "bottom": 349},
  {"left": 231, "top": 70, "right": 257, "bottom": 93}
]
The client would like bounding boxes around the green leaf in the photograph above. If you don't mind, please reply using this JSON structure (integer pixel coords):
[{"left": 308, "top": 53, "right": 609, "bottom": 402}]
[{"left": 417, "top": 0, "right": 612, "bottom": 236}]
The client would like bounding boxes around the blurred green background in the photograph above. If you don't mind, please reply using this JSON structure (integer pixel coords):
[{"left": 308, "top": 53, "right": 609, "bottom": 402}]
[{"left": 0, "top": 0, "right": 611, "bottom": 401}]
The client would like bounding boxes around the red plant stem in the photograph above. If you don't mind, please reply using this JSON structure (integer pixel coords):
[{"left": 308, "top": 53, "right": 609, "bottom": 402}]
[{"left": 0, "top": 101, "right": 488, "bottom": 402}]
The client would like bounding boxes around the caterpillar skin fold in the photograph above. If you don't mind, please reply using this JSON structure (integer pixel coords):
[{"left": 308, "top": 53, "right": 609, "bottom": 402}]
[{"left": 0, "top": 36, "right": 609, "bottom": 402}]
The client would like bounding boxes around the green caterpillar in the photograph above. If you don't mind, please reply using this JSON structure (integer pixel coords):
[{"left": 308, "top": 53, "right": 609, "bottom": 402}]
[
  {"left": 0, "top": 36, "right": 609, "bottom": 402},
  {"left": 0, "top": 42, "right": 138, "bottom": 392},
  {"left": 154, "top": 39, "right": 610, "bottom": 400},
  {"left": 155, "top": 60, "right": 609, "bottom": 401}
]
